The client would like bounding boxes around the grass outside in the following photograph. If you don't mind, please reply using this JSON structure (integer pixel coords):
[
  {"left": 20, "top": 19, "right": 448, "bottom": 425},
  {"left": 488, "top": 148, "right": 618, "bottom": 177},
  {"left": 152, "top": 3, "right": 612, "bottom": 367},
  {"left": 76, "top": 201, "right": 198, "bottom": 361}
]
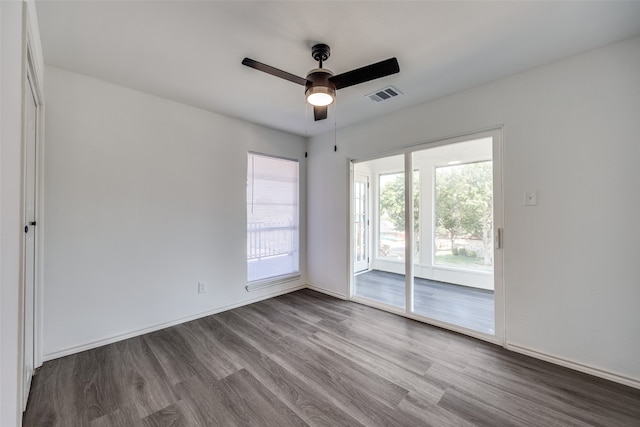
[{"left": 434, "top": 252, "right": 492, "bottom": 272}]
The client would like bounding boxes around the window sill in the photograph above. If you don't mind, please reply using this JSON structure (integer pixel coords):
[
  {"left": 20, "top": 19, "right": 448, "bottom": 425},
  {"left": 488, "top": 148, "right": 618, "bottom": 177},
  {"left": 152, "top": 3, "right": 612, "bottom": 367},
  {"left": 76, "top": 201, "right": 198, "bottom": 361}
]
[{"left": 246, "top": 274, "right": 301, "bottom": 292}]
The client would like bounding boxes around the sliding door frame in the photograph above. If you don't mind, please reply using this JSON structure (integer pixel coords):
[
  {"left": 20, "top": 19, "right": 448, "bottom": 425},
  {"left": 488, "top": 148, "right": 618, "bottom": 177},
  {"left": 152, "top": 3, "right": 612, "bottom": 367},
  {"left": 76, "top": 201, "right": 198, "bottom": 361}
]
[{"left": 348, "top": 127, "right": 505, "bottom": 346}]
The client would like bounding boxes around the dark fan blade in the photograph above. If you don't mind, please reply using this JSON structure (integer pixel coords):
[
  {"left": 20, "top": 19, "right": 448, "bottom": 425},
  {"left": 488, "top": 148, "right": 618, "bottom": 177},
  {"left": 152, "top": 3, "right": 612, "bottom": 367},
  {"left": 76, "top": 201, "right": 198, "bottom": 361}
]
[
  {"left": 242, "top": 58, "right": 307, "bottom": 86},
  {"left": 313, "top": 106, "right": 328, "bottom": 121},
  {"left": 330, "top": 58, "right": 399, "bottom": 90}
]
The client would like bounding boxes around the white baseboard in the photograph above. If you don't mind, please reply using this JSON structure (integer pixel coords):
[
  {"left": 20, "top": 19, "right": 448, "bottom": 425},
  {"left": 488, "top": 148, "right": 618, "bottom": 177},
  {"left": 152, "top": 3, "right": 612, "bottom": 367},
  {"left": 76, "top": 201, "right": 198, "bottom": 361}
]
[
  {"left": 43, "top": 284, "right": 306, "bottom": 362},
  {"left": 306, "top": 283, "right": 348, "bottom": 300},
  {"left": 506, "top": 343, "right": 640, "bottom": 390}
]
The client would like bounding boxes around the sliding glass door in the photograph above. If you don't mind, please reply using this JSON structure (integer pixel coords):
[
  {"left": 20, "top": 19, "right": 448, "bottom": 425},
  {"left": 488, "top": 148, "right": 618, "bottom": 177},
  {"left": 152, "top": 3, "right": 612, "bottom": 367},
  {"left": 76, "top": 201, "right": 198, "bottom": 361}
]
[
  {"left": 411, "top": 138, "right": 495, "bottom": 334},
  {"left": 351, "top": 130, "right": 503, "bottom": 341},
  {"left": 353, "top": 154, "right": 406, "bottom": 309}
]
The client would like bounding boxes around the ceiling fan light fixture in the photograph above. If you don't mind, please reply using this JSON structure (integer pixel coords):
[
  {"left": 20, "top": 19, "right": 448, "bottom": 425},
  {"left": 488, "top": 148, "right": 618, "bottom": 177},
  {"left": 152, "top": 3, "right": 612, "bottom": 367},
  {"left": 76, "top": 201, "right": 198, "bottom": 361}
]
[{"left": 306, "top": 85, "right": 335, "bottom": 107}]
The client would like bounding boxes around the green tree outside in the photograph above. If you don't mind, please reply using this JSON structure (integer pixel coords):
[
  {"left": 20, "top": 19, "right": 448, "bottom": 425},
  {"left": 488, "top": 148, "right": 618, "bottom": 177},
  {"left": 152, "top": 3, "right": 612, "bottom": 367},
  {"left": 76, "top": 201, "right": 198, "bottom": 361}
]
[
  {"left": 435, "top": 161, "right": 493, "bottom": 266},
  {"left": 379, "top": 171, "right": 420, "bottom": 233}
]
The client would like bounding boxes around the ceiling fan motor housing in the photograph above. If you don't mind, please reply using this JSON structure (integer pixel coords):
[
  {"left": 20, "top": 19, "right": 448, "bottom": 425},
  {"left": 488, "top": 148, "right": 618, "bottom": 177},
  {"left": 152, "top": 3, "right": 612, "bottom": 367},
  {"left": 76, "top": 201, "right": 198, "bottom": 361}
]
[
  {"left": 305, "top": 69, "right": 336, "bottom": 105},
  {"left": 306, "top": 69, "right": 334, "bottom": 90}
]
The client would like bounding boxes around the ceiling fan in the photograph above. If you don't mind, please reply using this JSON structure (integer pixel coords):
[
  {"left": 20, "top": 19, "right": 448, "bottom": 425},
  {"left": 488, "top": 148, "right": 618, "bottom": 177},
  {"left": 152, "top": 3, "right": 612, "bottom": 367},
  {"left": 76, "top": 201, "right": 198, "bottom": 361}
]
[{"left": 242, "top": 43, "right": 400, "bottom": 121}]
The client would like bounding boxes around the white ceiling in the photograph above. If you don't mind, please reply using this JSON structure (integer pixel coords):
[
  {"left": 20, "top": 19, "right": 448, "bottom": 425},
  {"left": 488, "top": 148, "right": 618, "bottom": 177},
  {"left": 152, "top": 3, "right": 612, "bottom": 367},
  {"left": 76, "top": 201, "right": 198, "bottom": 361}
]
[
  {"left": 357, "top": 137, "right": 492, "bottom": 173},
  {"left": 35, "top": 1, "right": 640, "bottom": 137}
]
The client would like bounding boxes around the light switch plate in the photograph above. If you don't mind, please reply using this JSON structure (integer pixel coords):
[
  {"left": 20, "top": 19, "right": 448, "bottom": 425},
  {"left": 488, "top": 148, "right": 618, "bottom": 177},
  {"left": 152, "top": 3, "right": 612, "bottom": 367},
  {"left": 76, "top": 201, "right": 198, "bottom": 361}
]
[{"left": 524, "top": 191, "right": 537, "bottom": 206}]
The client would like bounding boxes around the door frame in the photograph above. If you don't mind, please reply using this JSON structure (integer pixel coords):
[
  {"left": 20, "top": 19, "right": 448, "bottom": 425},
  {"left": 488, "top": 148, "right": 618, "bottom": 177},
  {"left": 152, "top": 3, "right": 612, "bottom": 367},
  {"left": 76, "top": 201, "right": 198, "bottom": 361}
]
[
  {"left": 348, "top": 127, "right": 505, "bottom": 346},
  {"left": 20, "top": 22, "right": 44, "bottom": 409}
]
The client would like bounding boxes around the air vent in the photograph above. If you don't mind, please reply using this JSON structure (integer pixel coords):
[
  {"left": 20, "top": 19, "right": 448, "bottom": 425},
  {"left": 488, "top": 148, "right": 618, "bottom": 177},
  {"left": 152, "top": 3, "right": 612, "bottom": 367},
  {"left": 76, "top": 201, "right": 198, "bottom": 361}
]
[{"left": 366, "top": 85, "right": 403, "bottom": 102}]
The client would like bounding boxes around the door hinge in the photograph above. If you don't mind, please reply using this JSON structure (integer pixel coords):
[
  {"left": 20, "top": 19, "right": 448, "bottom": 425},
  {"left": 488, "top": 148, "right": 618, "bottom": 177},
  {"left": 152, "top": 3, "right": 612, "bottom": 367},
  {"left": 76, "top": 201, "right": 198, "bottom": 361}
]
[{"left": 495, "top": 228, "right": 503, "bottom": 249}]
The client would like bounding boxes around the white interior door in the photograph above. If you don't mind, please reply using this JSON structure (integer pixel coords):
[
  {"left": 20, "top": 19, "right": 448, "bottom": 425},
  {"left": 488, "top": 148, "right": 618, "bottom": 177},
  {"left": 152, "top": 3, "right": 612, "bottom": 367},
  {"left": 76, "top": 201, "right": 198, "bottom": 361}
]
[
  {"left": 353, "top": 174, "right": 370, "bottom": 273},
  {"left": 22, "top": 70, "right": 38, "bottom": 408}
]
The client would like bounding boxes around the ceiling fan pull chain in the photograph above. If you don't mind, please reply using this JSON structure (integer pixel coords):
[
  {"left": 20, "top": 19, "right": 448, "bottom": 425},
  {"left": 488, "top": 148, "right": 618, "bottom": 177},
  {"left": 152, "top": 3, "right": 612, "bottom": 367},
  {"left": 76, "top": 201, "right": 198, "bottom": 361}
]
[{"left": 334, "top": 96, "right": 338, "bottom": 152}]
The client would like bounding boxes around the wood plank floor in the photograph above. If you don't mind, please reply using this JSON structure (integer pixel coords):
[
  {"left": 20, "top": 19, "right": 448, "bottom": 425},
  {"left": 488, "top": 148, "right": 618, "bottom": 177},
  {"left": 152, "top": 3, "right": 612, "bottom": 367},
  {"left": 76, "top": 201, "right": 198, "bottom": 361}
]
[
  {"left": 24, "top": 289, "right": 640, "bottom": 426},
  {"left": 355, "top": 270, "right": 495, "bottom": 334}
]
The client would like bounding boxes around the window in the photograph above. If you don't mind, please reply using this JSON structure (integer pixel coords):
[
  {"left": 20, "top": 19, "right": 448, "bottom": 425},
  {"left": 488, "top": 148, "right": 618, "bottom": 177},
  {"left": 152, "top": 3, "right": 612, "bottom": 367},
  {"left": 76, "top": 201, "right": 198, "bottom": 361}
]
[
  {"left": 247, "top": 153, "right": 299, "bottom": 285},
  {"left": 377, "top": 170, "right": 419, "bottom": 261},
  {"left": 378, "top": 172, "right": 405, "bottom": 260},
  {"left": 434, "top": 160, "right": 493, "bottom": 271}
]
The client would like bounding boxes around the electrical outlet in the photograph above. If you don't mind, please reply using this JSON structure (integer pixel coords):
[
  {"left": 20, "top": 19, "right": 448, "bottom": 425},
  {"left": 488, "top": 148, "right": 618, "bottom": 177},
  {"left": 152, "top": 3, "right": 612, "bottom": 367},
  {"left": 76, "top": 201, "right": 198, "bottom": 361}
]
[{"left": 198, "top": 282, "right": 206, "bottom": 294}]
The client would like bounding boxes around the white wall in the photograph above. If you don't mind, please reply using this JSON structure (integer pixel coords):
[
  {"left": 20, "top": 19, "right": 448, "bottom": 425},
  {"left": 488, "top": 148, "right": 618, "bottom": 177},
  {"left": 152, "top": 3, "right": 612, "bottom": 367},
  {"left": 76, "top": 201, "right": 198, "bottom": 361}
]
[
  {"left": 308, "top": 36, "right": 640, "bottom": 387},
  {"left": 43, "top": 66, "right": 307, "bottom": 359}
]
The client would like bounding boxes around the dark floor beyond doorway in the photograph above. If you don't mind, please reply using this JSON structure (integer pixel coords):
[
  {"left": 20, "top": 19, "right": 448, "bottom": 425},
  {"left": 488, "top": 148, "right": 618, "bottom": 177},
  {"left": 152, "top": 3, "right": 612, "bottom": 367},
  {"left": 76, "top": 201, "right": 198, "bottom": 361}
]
[{"left": 355, "top": 269, "right": 494, "bottom": 334}]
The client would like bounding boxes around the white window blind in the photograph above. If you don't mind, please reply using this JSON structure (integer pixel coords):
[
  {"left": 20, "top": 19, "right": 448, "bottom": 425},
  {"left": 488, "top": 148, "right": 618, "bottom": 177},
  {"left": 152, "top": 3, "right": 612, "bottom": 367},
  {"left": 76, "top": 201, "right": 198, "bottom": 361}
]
[{"left": 247, "top": 153, "right": 299, "bottom": 285}]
